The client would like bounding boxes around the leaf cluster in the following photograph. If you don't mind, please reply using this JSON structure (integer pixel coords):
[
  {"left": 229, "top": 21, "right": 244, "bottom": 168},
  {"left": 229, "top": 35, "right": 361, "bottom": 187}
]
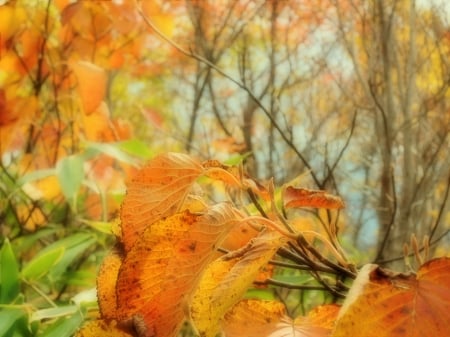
[{"left": 76, "top": 152, "right": 450, "bottom": 337}]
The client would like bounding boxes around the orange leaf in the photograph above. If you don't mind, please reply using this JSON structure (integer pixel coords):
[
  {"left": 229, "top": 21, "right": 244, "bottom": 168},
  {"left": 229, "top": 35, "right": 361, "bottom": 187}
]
[
  {"left": 202, "top": 159, "right": 242, "bottom": 187},
  {"left": 97, "top": 247, "right": 123, "bottom": 320},
  {"left": 284, "top": 186, "right": 345, "bottom": 209},
  {"left": 116, "top": 204, "right": 241, "bottom": 337},
  {"left": 120, "top": 152, "right": 203, "bottom": 251},
  {"left": 222, "top": 299, "right": 287, "bottom": 337},
  {"left": 291, "top": 304, "right": 341, "bottom": 336},
  {"left": 223, "top": 301, "right": 339, "bottom": 337},
  {"left": 220, "top": 221, "right": 260, "bottom": 252},
  {"left": 332, "top": 258, "right": 450, "bottom": 337},
  {"left": 71, "top": 61, "right": 107, "bottom": 114}
]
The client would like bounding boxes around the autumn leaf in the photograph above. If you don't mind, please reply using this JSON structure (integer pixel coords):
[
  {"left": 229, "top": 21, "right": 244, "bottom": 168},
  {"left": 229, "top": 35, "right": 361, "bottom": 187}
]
[
  {"left": 202, "top": 159, "right": 242, "bottom": 187},
  {"left": 284, "top": 186, "right": 345, "bottom": 209},
  {"left": 332, "top": 257, "right": 450, "bottom": 337},
  {"left": 190, "top": 230, "right": 286, "bottom": 337},
  {"left": 96, "top": 247, "right": 123, "bottom": 320},
  {"left": 71, "top": 61, "right": 107, "bottom": 114},
  {"left": 116, "top": 203, "right": 242, "bottom": 337},
  {"left": 120, "top": 152, "right": 203, "bottom": 251},
  {"left": 222, "top": 299, "right": 287, "bottom": 337},
  {"left": 140, "top": 1, "right": 175, "bottom": 38},
  {"left": 219, "top": 221, "right": 260, "bottom": 253},
  {"left": 222, "top": 301, "right": 340, "bottom": 337},
  {"left": 74, "top": 319, "right": 133, "bottom": 337}
]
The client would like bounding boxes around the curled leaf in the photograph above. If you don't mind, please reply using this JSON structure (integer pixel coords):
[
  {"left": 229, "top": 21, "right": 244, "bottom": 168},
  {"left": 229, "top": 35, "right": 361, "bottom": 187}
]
[
  {"left": 284, "top": 186, "right": 345, "bottom": 210},
  {"left": 190, "top": 231, "right": 286, "bottom": 337}
]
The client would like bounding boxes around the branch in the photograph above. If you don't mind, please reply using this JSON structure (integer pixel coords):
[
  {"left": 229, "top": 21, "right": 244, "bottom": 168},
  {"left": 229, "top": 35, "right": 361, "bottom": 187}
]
[
  {"left": 374, "top": 166, "right": 398, "bottom": 263},
  {"left": 429, "top": 170, "right": 450, "bottom": 241},
  {"left": 137, "top": 4, "right": 321, "bottom": 187}
]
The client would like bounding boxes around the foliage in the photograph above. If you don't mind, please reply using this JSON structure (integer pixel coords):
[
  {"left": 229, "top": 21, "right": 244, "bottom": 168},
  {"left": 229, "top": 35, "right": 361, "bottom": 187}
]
[
  {"left": 74, "top": 152, "right": 450, "bottom": 337},
  {"left": 0, "top": 0, "right": 449, "bottom": 336}
]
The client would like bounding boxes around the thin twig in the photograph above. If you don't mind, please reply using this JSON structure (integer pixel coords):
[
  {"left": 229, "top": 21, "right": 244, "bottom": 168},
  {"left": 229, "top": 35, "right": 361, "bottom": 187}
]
[{"left": 137, "top": 4, "right": 321, "bottom": 187}]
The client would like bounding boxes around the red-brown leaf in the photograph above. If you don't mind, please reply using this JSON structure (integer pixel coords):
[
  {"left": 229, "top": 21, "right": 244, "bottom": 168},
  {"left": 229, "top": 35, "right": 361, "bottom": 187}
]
[{"left": 284, "top": 186, "right": 345, "bottom": 209}]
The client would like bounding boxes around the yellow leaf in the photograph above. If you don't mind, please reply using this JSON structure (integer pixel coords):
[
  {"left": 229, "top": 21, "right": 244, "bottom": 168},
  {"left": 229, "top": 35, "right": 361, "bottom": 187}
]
[
  {"left": 190, "top": 231, "right": 286, "bottom": 337},
  {"left": 17, "top": 204, "right": 46, "bottom": 232},
  {"left": 97, "top": 248, "right": 123, "bottom": 320},
  {"left": 0, "top": 6, "right": 25, "bottom": 42},
  {"left": 141, "top": 1, "right": 175, "bottom": 38},
  {"left": 74, "top": 319, "right": 133, "bottom": 337}
]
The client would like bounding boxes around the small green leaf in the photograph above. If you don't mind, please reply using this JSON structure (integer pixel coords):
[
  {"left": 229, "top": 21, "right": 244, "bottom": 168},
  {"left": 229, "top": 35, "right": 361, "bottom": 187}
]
[
  {"left": 79, "top": 219, "right": 113, "bottom": 235},
  {"left": 224, "top": 152, "right": 252, "bottom": 166},
  {"left": 13, "top": 228, "right": 58, "bottom": 256},
  {"left": 31, "top": 305, "right": 79, "bottom": 322},
  {"left": 16, "top": 168, "right": 55, "bottom": 187},
  {"left": 117, "top": 139, "right": 153, "bottom": 160},
  {"left": 40, "top": 310, "right": 84, "bottom": 337},
  {"left": 244, "top": 288, "right": 276, "bottom": 301},
  {"left": 21, "top": 246, "right": 65, "bottom": 281},
  {"left": 0, "top": 239, "right": 20, "bottom": 303},
  {"left": 36, "top": 233, "right": 96, "bottom": 281},
  {"left": 56, "top": 155, "right": 84, "bottom": 203},
  {"left": 83, "top": 141, "right": 140, "bottom": 166}
]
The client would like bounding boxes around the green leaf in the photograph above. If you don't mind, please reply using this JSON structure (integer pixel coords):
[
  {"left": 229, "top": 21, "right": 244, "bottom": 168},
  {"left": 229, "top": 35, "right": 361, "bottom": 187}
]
[
  {"left": 83, "top": 141, "right": 140, "bottom": 166},
  {"left": 79, "top": 219, "right": 113, "bottom": 235},
  {"left": 16, "top": 168, "right": 55, "bottom": 187},
  {"left": 56, "top": 155, "right": 84, "bottom": 203},
  {"left": 13, "top": 228, "right": 58, "bottom": 256},
  {"left": 31, "top": 305, "right": 79, "bottom": 322},
  {"left": 40, "top": 310, "right": 84, "bottom": 337},
  {"left": 21, "top": 246, "right": 65, "bottom": 281},
  {"left": 224, "top": 152, "right": 252, "bottom": 166},
  {"left": 0, "top": 239, "right": 20, "bottom": 303},
  {"left": 244, "top": 288, "right": 276, "bottom": 300},
  {"left": 38, "top": 233, "right": 96, "bottom": 280},
  {"left": 0, "top": 309, "right": 27, "bottom": 337},
  {"left": 117, "top": 139, "right": 153, "bottom": 160}
]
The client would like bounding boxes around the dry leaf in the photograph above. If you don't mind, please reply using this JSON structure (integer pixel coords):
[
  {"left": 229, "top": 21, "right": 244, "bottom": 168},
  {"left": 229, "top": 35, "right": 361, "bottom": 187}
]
[
  {"left": 202, "top": 159, "right": 241, "bottom": 187},
  {"left": 222, "top": 299, "right": 287, "bottom": 337},
  {"left": 74, "top": 319, "right": 133, "bottom": 337},
  {"left": 96, "top": 247, "right": 123, "bottom": 320},
  {"left": 190, "top": 231, "right": 286, "bottom": 337},
  {"left": 222, "top": 302, "right": 339, "bottom": 337},
  {"left": 120, "top": 152, "right": 203, "bottom": 251},
  {"left": 116, "top": 204, "right": 241, "bottom": 337},
  {"left": 332, "top": 258, "right": 450, "bottom": 337},
  {"left": 284, "top": 186, "right": 345, "bottom": 210}
]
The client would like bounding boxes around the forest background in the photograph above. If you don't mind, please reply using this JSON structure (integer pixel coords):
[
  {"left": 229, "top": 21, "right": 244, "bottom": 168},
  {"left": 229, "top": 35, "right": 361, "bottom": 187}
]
[{"left": 0, "top": 0, "right": 449, "bottom": 336}]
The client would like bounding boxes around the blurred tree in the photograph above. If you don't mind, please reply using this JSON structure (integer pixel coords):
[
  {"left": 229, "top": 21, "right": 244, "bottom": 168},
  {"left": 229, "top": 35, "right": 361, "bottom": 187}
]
[{"left": 142, "top": 0, "right": 449, "bottom": 267}]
